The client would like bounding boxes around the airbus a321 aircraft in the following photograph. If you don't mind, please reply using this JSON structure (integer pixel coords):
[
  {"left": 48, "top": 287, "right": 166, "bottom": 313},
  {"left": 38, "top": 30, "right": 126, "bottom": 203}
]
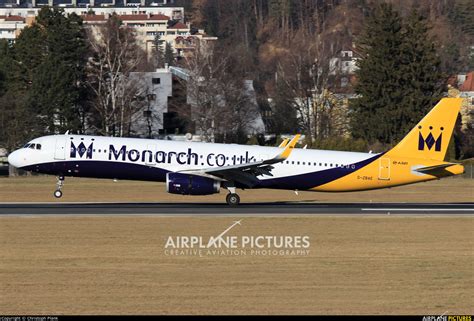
[{"left": 8, "top": 98, "right": 465, "bottom": 205}]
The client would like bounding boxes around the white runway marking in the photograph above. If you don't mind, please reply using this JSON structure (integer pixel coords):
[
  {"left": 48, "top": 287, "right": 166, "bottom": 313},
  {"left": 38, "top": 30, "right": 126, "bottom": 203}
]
[{"left": 362, "top": 208, "right": 473, "bottom": 212}]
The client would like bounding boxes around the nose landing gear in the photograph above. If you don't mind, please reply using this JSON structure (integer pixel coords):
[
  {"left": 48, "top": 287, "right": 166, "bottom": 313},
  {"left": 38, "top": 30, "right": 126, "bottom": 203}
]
[{"left": 54, "top": 176, "right": 64, "bottom": 198}]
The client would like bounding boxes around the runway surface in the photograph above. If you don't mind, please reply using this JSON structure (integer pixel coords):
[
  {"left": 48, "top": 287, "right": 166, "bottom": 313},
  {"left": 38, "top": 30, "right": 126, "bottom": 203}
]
[{"left": 0, "top": 202, "right": 473, "bottom": 215}]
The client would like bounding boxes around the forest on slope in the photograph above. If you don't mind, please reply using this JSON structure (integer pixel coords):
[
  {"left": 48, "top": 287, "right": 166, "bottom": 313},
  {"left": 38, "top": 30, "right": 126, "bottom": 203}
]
[{"left": 177, "top": 0, "right": 473, "bottom": 80}]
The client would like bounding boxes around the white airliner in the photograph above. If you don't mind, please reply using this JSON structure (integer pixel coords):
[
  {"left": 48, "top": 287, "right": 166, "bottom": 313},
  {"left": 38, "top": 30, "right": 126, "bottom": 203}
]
[{"left": 7, "top": 98, "right": 465, "bottom": 205}]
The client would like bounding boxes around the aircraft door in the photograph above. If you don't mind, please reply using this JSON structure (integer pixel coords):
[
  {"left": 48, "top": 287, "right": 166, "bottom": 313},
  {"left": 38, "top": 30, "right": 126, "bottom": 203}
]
[
  {"left": 54, "top": 136, "right": 67, "bottom": 160},
  {"left": 378, "top": 158, "right": 390, "bottom": 180}
]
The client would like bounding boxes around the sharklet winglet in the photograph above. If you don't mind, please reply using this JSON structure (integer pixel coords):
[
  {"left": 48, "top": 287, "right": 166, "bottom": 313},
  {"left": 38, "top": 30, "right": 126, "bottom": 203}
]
[
  {"left": 278, "top": 138, "right": 290, "bottom": 148},
  {"left": 275, "top": 134, "right": 300, "bottom": 161}
]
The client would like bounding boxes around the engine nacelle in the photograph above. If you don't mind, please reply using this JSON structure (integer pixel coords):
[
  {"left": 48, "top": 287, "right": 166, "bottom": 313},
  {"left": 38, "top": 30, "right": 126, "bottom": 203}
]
[{"left": 166, "top": 172, "right": 220, "bottom": 195}]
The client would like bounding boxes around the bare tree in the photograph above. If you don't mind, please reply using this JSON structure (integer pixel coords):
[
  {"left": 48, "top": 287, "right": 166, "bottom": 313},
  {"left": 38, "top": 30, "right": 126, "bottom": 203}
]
[
  {"left": 86, "top": 15, "right": 148, "bottom": 136},
  {"left": 275, "top": 29, "right": 345, "bottom": 144},
  {"left": 182, "top": 45, "right": 261, "bottom": 143}
]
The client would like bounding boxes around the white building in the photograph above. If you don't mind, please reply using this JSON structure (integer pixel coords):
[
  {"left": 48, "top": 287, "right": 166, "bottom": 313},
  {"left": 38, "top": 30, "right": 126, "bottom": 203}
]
[
  {"left": 459, "top": 71, "right": 474, "bottom": 130},
  {"left": 83, "top": 13, "right": 217, "bottom": 59},
  {"left": 0, "top": 5, "right": 217, "bottom": 60},
  {"left": 243, "top": 80, "right": 266, "bottom": 135},
  {"left": 0, "top": 5, "right": 184, "bottom": 21},
  {"left": 0, "top": 14, "right": 26, "bottom": 43},
  {"left": 329, "top": 49, "right": 359, "bottom": 76},
  {"left": 128, "top": 66, "right": 172, "bottom": 137}
]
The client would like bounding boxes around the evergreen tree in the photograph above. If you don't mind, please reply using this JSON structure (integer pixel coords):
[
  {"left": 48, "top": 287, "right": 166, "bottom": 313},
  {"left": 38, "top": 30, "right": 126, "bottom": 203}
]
[
  {"left": 469, "top": 47, "right": 474, "bottom": 70},
  {"left": 153, "top": 33, "right": 165, "bottom": 68},
  {"left": 0, "top": 72, "right": 4, "bottom": 97},
  {"left": 164, "top": 41, "right": 175, "bottom": 66},
  {"left": 449, "top": 0, "right": 474, "bottom": 36},
  {"left": 12, "top": 24, "right": 46, "bottom": 89},
  {"left": 350, "top": 4, "right": 444, "bottom": 144},
  {"left": 12, "top": 8, "right": 87, "bottom": 134},
  {"left": 397, "top": 11, "right": 444, "bottom": 138},
  {"left": 0, "top": 40, "right": 7, "bottom": 95},
  {"left": 202, "top": 0, "right": 219, "bottom": 36},
  {"left": 0, "top": 39, "right": 37, "bottom": 151},
  {"left": 0, "top": 50, "right": 5, "bottom": 96},
  {"left": 350, "top": 3, "right": 404, "bottom": 144},
  {"left": 270, "top": 77, "right": 298, "bottom": 134}
]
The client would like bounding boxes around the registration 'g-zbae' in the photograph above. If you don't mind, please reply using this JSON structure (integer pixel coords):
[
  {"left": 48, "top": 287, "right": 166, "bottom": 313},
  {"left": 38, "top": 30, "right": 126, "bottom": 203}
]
[{"left": 8, "top": 98, "right": 465, "bottom": 205}]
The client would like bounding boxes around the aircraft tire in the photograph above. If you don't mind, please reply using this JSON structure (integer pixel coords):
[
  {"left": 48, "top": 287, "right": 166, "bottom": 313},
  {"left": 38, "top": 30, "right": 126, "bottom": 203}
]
[
  {"left": 226, "top": 193, "right": 240, "bottom": 206},
  {"left": 54, "top": 190, "right": 63, "bottom": 198}
]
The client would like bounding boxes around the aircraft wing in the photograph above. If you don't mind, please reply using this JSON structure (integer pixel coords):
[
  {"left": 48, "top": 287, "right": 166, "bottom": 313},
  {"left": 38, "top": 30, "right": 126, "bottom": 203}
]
[{"left": 176, "top": 135, "right": 301, "bottom": 187}]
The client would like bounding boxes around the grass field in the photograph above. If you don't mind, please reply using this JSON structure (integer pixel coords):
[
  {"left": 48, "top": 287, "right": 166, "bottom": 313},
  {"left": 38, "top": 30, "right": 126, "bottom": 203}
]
[
  {"left": 0, "top": 177, "right": 472, "bottom": 315},
  {"left": 0, "top": 176, "right": 473, "bottom": 203},
  {"left": 0, "top": 216, "right": 472, "bottom": 315}
]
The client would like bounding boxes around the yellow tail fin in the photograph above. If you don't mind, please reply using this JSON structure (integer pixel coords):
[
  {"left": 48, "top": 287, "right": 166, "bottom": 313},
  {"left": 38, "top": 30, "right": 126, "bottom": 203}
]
[{"left": 387, "top": 98, "right": 462, "bottom": 161}]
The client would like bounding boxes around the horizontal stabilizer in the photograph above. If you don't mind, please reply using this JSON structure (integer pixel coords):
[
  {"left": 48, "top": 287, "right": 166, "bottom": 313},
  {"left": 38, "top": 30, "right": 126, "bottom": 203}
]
[{"left": 414, "top": 163, "right": 459, "bottom": 175}]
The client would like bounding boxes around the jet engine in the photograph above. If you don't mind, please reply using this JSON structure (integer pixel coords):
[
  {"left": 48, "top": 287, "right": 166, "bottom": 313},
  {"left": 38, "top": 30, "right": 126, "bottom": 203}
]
[{"left": 166, "top": 172, "right": 220, "bottom": 195}]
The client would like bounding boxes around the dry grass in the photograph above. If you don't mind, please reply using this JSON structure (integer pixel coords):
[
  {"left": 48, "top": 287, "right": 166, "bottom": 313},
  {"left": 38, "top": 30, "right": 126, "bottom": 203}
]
[
  {"left": 0, "top": 177, "right": 472, "bottom": 314},
  {"left": 0, "top": 176, "right": 472, "bottom": 203},
  {"left": 0, "top": 216, "right": 472, "bottom": 315}
]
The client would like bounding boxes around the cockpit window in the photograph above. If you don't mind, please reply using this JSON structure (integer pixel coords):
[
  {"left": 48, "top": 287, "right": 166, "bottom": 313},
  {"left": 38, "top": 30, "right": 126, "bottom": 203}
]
[{"left": 23, "top": 142, "right": 41, "bottom": 150}]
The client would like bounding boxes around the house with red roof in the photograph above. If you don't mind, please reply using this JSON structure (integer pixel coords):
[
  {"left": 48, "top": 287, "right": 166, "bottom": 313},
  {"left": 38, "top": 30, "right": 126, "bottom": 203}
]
[
  {"left": 0, "top": 5, "right": 184, "bottom": 42},
  {"left": 0, "top": 15, "right": 26, "bottom": 42},
  {"left": 83, "top": 12, "right": 217, "bottom": 60}
]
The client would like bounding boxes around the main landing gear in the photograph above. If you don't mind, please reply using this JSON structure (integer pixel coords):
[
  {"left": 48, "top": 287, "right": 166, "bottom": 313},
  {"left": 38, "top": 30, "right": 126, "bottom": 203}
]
[
  {"left": 54, "top": 176, "right": 64, "bottom": 198},
  {"left": 225, "top": 187, "right": 240, "bottom": 206}
]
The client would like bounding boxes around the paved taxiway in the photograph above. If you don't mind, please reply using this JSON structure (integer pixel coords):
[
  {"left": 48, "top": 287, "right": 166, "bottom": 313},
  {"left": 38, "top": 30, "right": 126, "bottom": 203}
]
[{"left": 0, "top": 202, "right": 472, "bottom": 215}]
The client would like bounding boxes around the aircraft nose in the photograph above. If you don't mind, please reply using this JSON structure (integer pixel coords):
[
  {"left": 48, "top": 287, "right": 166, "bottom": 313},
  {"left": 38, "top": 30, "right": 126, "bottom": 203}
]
[{"left": 7, "top": 150, "right": 24, "bottom": 168}]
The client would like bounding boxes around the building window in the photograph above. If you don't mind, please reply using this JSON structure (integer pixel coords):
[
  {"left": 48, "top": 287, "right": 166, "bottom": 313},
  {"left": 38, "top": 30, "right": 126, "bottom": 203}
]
[
  {"left": 341, "top": 77, "right": 349, "bottom": 87},
  {"left": 152, "top": 78, "right": 161, "bottom": 85}
]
